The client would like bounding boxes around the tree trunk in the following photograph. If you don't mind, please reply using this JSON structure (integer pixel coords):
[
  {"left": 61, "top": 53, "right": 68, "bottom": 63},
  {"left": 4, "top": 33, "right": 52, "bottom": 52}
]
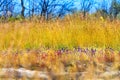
[
  {"left": 83, "top": 11, "right": 86, "bottom": 19},
  {"left": 21, "top": 0, "right": 25, "bottom": 18}
]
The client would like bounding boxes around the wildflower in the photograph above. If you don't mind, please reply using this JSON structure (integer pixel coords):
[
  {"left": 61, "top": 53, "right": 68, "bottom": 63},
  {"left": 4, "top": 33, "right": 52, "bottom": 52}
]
[
  {"left": 100, "top": 16, "right": 104, "bottom": 22},
  {"left": 56, "top": 50, "right": 62, "bottom": 56}
]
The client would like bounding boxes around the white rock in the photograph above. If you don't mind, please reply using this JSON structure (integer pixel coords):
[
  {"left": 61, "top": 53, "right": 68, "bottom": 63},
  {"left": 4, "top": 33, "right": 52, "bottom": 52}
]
[{"left": 0, "top": 68, "right": 49, "bottom": 79}]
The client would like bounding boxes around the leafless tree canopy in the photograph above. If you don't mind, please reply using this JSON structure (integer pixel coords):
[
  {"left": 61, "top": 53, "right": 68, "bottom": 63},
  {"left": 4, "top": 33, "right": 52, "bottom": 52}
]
[{"left": 0, "top": 0, "right": 120, "bottom": 20}]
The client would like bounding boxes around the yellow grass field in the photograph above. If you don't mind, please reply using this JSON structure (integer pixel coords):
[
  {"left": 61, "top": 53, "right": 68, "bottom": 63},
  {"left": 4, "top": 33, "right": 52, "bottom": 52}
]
[
  {"left": 0, "top": 15, "right": 120, "bottom": 79},
  {"left": 0, "top": 16, "right": 120, "bottom": 51}
]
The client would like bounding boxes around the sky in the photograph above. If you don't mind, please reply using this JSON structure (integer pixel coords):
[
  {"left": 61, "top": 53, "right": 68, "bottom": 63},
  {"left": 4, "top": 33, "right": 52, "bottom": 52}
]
[
  {"left": 75, "top": 0, "right": 112, "bottom": 13},
  {"left": 0, "top": 0, "right": 113, "bottom": 16},
  {"left": 18, "top": 0, "right": 104, "bottom": 14}
]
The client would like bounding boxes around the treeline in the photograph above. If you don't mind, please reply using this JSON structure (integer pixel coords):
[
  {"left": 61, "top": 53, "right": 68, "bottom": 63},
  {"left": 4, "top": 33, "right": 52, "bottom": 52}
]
[{"left": 0, "top": 0, "right": 120, "bottom": 21}]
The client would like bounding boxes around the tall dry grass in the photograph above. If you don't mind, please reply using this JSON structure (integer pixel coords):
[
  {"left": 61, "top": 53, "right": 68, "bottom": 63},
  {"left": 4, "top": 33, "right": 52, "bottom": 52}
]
[
  {"left": 0, "top": 15, "right": 120, "bottom": 79},
  {"left": 0, "top": 15, "right": 120, "bottom": 51}
]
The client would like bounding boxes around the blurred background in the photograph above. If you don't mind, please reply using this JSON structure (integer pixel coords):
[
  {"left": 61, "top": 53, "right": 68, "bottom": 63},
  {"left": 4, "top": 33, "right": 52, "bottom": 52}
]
[{"left": 0, "top": 0, "right": 120, "bottom": 20}]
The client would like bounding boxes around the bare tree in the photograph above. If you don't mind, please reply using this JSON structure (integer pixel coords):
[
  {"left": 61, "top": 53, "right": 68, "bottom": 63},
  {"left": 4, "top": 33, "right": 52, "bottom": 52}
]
[
  {"left": 28, "top": 0, "right": 35, "bottom": 17},
  {"left": 57, "top": 1, "right": 75, "bottom": 18},
  {"left": 109, "top": 0, "right": 120, "bottom": 19},
  {"left": 0, "top": 0, "right": 5, "bottom": 11},
  {"left": 101, "top": 0, "right": 109, "bottom": 12},
  {"left": 0, "top": 0, "right": 75, "bottom": 20},
  {"left": 95, "top": 0, "right": 110, "bottom": 18},
  {"left": 31, "top": 0, "right": 35, "bottom": 17},
  {"left": 21, "top": 0, "right": 25, "bottom": 18},
  {"left": 0, "top": 0, "right": 4, "bottom": 7},
  {"left": 80, "top": 0, "right": 96, "bottom": 18},
  {"left": 0, "top": 0, "right": 15, "bottom": 18},
  {"left": 35, "top": 0, "right": 75, "bottom": 20}
]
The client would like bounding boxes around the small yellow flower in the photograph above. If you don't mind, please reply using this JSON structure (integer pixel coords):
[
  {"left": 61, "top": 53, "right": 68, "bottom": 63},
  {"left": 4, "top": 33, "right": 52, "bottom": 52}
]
[{"left": 100, "top": 16, "right": 104, "bottom": 22}]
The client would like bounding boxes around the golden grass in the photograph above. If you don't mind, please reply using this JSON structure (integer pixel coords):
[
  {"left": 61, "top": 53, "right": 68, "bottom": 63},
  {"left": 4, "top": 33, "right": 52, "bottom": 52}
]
[
  {"left": 0, "top": 15, "right": 120, "bottom": 79},
  {"left": 0, "top": 49, "right": 120, "bottom": 79},
  {"left": 0, "top": 16, "right": 120, "bottom": 51}
]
